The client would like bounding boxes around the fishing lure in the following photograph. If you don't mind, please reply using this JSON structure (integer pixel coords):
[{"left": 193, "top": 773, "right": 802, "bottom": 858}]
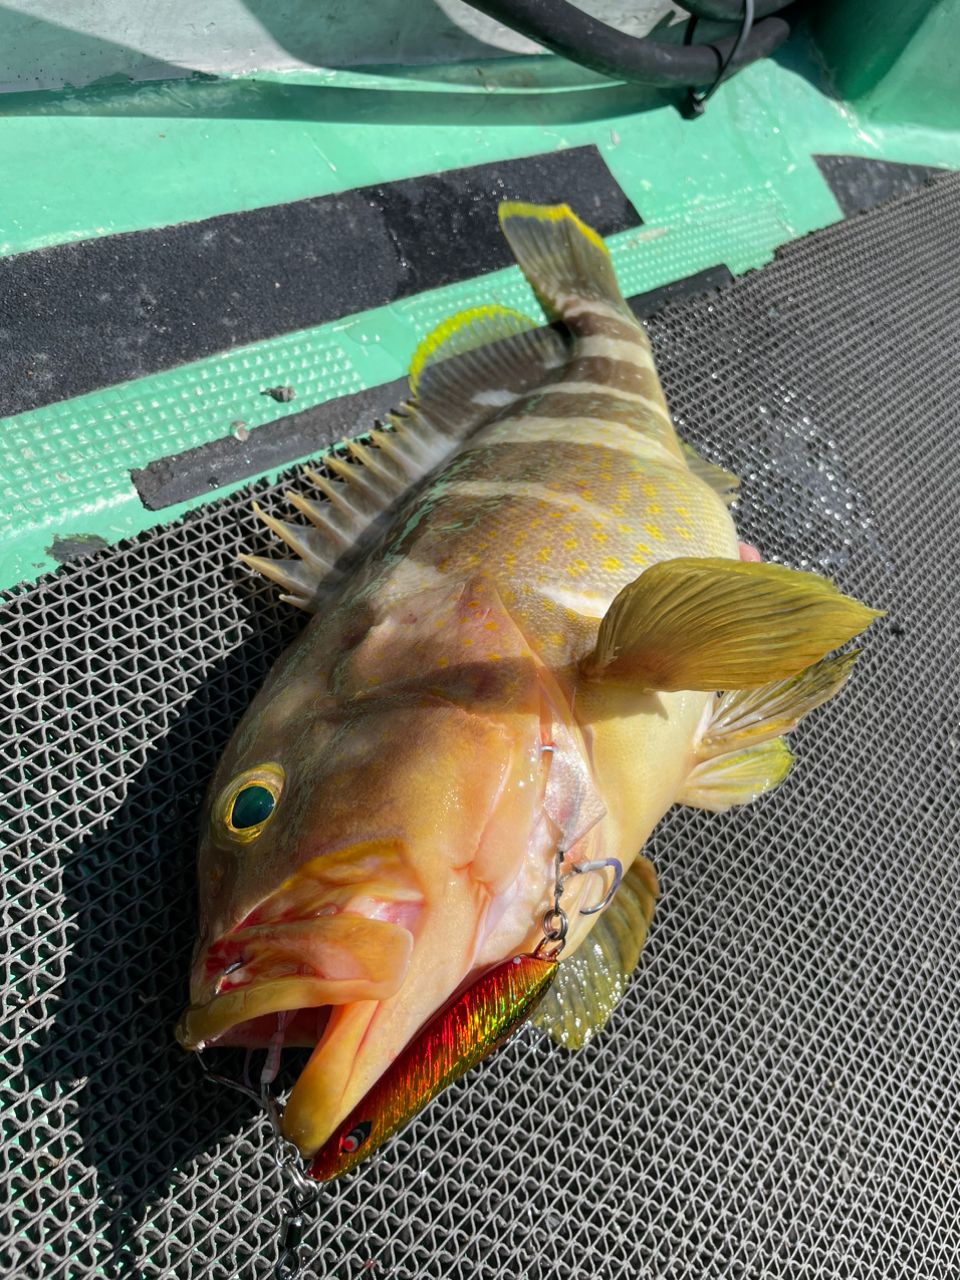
[{"left": 310, "top": 950, "right": 559, "bottom": 1181}]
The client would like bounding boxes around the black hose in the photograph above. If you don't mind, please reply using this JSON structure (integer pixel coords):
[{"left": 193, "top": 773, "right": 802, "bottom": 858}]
[
  {"left": 674, "top": 0, "right": 789, "bottom": 19},
  {"left": 462, "top": 0, "right": 790, "bottom": 89}
]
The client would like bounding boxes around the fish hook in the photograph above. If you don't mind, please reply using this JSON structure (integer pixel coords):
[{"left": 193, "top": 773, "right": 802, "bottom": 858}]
[
  {"left": 567, "top": 857, "right": 623, "bottom": 915},
  {"left": 196, "top": 1042, "right": 321, "bottom": 1279}
]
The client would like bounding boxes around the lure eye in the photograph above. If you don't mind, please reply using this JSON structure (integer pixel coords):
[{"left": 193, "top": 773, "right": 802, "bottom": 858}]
[
  {"left": 340, "top": 1120, "right": 372, "bottom": 1156},
  {"left": 218, "top": 763, "right": 284, "bottom": 843}
]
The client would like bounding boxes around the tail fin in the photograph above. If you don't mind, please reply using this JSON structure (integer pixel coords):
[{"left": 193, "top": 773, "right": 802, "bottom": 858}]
[{"left": 498, "top": 201, "right": 631, "bottom": 323}]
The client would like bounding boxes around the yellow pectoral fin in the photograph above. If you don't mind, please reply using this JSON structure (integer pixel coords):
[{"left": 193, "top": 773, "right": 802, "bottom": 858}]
[
  {"left": 679, "top": 737, "right": 794, "bottom": 812},
  {"left": 581, "top": 557, "right": 882, "bottom": 691},
  {"left": 699, "top": 650, "right": 861, "bottom": 757}
]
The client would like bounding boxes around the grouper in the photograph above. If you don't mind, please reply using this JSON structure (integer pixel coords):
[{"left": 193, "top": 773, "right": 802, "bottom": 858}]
[{"left": 176, "top": 202, "right": 879, "bottom": 1176}]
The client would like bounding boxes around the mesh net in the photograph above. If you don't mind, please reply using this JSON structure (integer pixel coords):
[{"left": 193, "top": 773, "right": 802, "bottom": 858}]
[{"left": 3, "top": 175, "right": 960, "bottom": 1280}]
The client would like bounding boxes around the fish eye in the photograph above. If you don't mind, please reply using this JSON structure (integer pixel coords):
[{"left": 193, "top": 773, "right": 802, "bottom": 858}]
[
  {"left": 340, "top": 1120, "right": 372, "bottom": 1156},
  {"left": 218, "top": 763, "right": 285, "bottom": 843},
  {"left": 231, "top": 785, "right": 274, "bottom": 829}
]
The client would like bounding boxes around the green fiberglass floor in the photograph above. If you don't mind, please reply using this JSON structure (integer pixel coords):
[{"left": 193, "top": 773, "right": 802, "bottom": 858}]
[{"left": 2, "top": 35, "right": 959, "bottom": 592}]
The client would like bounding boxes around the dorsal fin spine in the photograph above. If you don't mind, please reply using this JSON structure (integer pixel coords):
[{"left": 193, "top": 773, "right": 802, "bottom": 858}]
[
  {"left": 284, "top": 491, "right": 354, "bottom": 551},
  {"left": 244, "top": 296, "right": 568, "bottom": 610},
  {"left": 250, "top": 502, "right": 332, "bottom": 571}
]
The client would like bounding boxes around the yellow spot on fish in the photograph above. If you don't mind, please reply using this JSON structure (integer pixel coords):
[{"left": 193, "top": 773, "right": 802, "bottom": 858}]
[
  {"left": 437, "top": 657, "right": 449, "bottom": 668},
  {"left": 602, "top": 557, "right": 622, "bottom": 572},
  {"left": 641, "top": 482, "right": 656, "bottom": 498},
  {"left": 484, "top": 620, "right": 497, "bottom": 631},
  {"left": 644, "top": 523, "right": 665, "bottom": 542},
  {"left": 536, "top": 547, "right": 551, "bottom": 562},
  {"left": 592, "top": 531, "right": 608, "bottom": 544},
  {"left": 564, "top": 538, "right": 577, "bottom": 550},
  {"left": 617, "top": 522, "right": 632, "bottom": 535},
  {"left": 648, "top": 503, "right": 662, "bottom": 515},
  {"left": 566, "top": 559, "right": 588, "bottom": 576},
  {"left": 675, "top": 505, "right": 690, "bottom": 517},
  {"left": 673, "top": 525, "right": 693, "bottom": 540}
]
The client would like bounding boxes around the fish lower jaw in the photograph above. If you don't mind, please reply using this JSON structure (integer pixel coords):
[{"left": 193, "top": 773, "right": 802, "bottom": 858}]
[{"left": 176, "top": 976, "right": 360, "bottom": 1051}]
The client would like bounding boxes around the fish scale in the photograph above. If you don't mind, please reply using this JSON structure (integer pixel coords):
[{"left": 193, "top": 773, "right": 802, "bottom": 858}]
[{"left": 177, "top": 201, "right": 879, "bottom": 1174}]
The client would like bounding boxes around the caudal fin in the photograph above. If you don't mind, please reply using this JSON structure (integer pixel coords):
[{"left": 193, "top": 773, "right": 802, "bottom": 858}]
[{"left": 498, "top": 201, "right": 632, "bottom": 323}]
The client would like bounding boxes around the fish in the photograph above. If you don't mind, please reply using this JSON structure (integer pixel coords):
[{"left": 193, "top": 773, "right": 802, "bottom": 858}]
[{"left": 176, "top": 201, "right": 880, "bottom": 1173}]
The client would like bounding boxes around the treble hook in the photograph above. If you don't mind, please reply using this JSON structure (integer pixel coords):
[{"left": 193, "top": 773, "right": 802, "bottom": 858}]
[{"left": 567, "top": 857, "right": 623, "bottom": 916}]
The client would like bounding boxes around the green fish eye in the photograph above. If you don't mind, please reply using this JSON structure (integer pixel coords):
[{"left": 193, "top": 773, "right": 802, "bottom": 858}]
[
  {"left": 230, "top": 784, "right": 275, "bottom": 830},
  {"left": 219, "top": 763, "right": 285, "bottom": 842}
]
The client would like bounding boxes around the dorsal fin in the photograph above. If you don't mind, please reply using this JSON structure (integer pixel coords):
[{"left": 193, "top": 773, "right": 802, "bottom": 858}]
[
  {"left": 532, "top": 857, "right": 659, "bottom": 1050},
  {"left": 238, "top": 422, "right": 442, "bottom": 611},
  {"left": 682, "top": 442, "right": 740, "bottom": 508},
  {"left": 242, "top": 306, "right": 568, "bottom": 610},
  {"left": 410, "top": 304, "right": 567, "bottom": 436}
]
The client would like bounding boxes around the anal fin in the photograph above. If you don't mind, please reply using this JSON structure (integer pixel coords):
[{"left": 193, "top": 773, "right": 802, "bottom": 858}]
[
  {"left": 532, "top": 857, "right": 658, "bottom": 1051},
  {"left": 679, "top": 737, "right": 794, "bottom": 812}
]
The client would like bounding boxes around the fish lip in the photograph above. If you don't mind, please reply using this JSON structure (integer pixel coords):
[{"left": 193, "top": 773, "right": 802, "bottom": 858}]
[{"left": 177, "top": 912, "right": 416, "bottom": 1050}]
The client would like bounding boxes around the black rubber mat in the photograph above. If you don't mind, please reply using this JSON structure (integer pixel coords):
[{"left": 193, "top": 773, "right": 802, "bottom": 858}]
[
  {"left": 815, "top": 153, "right": 954, "bottom": 217},
  {"left": 131, "top": 265, "right": 733, "bottom": 511},
  {"left": 0, "top": 146, "right": 638, "bottom": 417},
  {"left": 3, "top": 174, "right": 959, "bottom": 1280}
]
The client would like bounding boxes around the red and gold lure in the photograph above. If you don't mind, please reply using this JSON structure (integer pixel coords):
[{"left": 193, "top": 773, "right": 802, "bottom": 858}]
[{"left": 309, "top": 953, "right": 558, "bottom": 1181}]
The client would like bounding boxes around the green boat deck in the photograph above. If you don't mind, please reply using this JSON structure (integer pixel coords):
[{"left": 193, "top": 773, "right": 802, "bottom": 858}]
[{"left": 1, "top": 7, "right": 959, "bottom": 591}]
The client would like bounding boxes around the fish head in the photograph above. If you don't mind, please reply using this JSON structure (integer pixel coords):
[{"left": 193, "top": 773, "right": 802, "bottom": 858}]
[{"left": 177, "top": 574, "right": 603, "bottom": 1156}]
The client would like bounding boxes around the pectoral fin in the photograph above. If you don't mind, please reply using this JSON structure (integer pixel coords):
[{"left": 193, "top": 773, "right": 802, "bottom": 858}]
[
  {"left": 581, "top": 557, "right": 882, "bottom": 691},
  {"left": 532, "top": 857, "right": 658, "bottom": 1050},
  {"left": 699, "top": 650, "right": 860, "bottom": 757}
]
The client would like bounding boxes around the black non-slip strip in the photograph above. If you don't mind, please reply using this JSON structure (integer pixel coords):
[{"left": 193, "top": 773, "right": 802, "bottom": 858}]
[
  {"left": 0, "top": 147, "right": 639, "bottom": 419},
  {"left": 132, "top": 265, "right": 732, "bottom": 511},
  {"left": 814, "top": 154, "right": 954, "bottom": 219}
]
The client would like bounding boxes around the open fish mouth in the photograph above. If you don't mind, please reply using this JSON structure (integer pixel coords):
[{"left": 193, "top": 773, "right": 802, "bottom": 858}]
[
  {"left": 175, "top": 913, "right": 414, "bottom": 1050},
  {"left": 176, "top": 843, "right": 421, "bottom": 1052}
]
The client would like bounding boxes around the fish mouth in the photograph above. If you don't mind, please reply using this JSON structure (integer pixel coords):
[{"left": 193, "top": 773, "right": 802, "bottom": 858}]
[
  {"left": 175, "top": 914, "right": 414, "bottom": 1050},
  {"left": 176, "top": 842, "right": 421, "bottom": 1052}
]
